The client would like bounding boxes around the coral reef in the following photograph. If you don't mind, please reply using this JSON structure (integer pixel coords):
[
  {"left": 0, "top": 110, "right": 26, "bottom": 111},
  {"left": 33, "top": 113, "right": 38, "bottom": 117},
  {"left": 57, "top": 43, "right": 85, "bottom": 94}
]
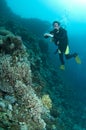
[{"left": 0, "top": 29, "right": 48, "bottom": 130}]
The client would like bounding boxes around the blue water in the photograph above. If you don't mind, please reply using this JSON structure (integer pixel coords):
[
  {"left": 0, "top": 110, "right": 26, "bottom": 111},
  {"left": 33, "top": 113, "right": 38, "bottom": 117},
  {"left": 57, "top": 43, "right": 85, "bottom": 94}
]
[{"left": 6, "top": 0, "right": 86, "bottom": 129}]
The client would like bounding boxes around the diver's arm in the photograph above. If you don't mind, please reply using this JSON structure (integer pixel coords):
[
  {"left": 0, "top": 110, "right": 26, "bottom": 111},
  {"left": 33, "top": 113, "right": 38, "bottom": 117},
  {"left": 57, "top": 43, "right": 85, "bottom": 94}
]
[{"left": 44, "top": 33, "right": 53, "bottom": 38}]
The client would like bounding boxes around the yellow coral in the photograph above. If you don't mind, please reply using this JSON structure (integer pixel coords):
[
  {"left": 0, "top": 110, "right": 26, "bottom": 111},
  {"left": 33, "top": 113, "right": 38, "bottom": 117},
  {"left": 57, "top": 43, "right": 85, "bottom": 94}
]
[{"left": 41, "top": 94, "right": 52, "bottom": 110}]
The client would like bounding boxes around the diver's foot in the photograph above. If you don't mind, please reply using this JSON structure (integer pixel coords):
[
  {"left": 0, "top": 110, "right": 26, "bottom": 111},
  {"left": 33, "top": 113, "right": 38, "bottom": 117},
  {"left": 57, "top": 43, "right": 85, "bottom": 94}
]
[
  {"left": 75, "top": 55, "right": 81, "bottom": 64},
  {"left": 59, "top": 65, "right": 65, "bottom": 70},
  {"left": 73, "top": 53, "right": 78, "bottom": 57}
]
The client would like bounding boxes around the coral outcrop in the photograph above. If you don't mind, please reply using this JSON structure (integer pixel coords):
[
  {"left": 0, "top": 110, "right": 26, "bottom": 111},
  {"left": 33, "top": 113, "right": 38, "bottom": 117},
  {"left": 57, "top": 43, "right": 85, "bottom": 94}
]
[
  {"left": 41, "top": 94, "right": 52, "bottom": 110},
  {"left": 0, "top": 28, "right": 24, "bottom": 54},
  {"left": 0, "top": 29, "right": 48, "bottom": 130}
]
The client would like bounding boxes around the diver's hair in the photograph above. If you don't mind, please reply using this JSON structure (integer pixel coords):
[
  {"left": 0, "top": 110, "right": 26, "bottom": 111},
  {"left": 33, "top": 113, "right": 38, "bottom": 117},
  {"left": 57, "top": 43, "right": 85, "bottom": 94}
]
[{"left": 52, "top": 21, "right": 60, "bottom": 26}]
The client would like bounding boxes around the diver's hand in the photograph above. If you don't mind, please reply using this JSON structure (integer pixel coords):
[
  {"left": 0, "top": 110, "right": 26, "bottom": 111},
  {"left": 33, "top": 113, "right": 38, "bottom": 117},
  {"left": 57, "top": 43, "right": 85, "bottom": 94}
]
[
  {"left": 44, "top": 33, "right": 53, "bottom": 38},
  {"left": 44, "top": 33, "right": 49, "bottom": 38}
]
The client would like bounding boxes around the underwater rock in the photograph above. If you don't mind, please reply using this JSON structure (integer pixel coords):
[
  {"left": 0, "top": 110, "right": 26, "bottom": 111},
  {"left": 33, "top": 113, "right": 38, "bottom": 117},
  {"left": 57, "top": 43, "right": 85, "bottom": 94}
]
[
  {"left": 4, "top": 95, "right": 16, "bottom": 104},
  {"left": 0, "top": 80, "right": 14, "bottom": 94},
  {"left": 19, "top": 122, "right": 28, "bottom": 130},
  {"left": 0, "top": 29, "right": 13, "bottom": 36},
  {"left": 0, "top": 28, "right": 23, "bottom": 54},
  {"left": 0, "top": 101, "right": 5, "bottom": 111}
]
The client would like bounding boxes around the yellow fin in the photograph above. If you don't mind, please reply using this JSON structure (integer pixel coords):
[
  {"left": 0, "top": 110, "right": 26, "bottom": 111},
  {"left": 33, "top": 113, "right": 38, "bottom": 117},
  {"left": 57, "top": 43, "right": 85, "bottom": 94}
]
[
  {"left": 75, "top": 55, "right": 81, "bottom": 64},
  {"left": 59, "top": 65, "right": 65, "bottom": 70}
]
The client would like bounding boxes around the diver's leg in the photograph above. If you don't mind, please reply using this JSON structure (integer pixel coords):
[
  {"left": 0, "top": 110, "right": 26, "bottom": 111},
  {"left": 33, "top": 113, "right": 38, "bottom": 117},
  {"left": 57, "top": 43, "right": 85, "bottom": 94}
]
[
  {"left": 65, "top": 53, "right": 81, "bottom": 64},
  {"left": 64, "top": 45, "right": 77, "bottom": 59},
  {"left": 59, "top": 53, "right": 65, "bottom": 70},
  {"left": 59, "top": 53, "right": 64, "bottom": 64},
  {"left": 65, "top": 53, "right": 77, "bottom": 59}
]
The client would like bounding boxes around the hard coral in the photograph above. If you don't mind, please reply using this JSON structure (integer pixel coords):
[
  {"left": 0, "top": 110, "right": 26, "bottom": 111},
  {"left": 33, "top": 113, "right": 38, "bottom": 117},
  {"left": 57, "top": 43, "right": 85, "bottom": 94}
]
[
  {"left": 0, "top": 28, "right": 23, "bottom": 54},
  {"left": 0, "top": 28, "right": 47, "bottom": 129},
  {"left": 42, "top": 94, "right": 52, "bottom": 110},
  {"left": 14, "top": 80, "right": 46, "bottom": 129}
]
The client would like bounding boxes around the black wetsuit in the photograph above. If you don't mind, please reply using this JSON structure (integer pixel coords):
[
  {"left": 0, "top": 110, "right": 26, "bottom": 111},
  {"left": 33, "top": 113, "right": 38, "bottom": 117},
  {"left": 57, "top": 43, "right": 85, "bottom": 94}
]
[
  {"left": 50, "top": 27, "right": 76, "bottom": 65},
  {"left": 50, "top": 27, "right": 68, "bottom": 53}
]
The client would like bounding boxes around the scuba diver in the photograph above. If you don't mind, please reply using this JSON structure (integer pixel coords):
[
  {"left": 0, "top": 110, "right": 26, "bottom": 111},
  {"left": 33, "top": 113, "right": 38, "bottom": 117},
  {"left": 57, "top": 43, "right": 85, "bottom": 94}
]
[{"left": 44, "top": 21, "right": 81, "bottom": 70}]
